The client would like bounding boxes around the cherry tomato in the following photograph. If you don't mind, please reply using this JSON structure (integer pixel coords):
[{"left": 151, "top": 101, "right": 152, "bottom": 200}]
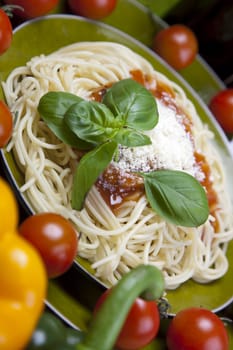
[
  {"left": 0, "top": 9, "right": 12, "bottom": 55},
  {"left": 0, "top": 100, "right": 13, "bottom": 148},
  {"left": 153, "top": 24, "right": 198, "bottom": 70},
  {"left": 166, "top": 307, "right": 229, "bottom": 350},
  {"left": 68, "top": 0, "right": 117, "bottom": 20},
  {"left": 4, "top": 0, "right": 59, "bottom": 18},
  {"left": 209, "top": 88, "right": 233, "bottom": 134},
  {"left": 94, "top": 289, "right": 160, "bottom": 350},
  {"left": 19, "top": 213, "right": 78, "bottom": 278}
]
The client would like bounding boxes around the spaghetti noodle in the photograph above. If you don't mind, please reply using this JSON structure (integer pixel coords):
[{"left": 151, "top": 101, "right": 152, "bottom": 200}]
[{"left": 3, "top": 42, "right": 233, "bottom": 289}]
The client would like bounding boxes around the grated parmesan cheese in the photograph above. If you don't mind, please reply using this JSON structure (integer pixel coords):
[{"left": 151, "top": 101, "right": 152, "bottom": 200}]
[{"left": 114, "top": 99, "right": 204, "bottom": 181}]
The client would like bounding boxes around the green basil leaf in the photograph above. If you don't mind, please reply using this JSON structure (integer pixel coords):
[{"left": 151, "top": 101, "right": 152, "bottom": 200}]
[
  {"left": 38, "top": 91, "right": 92, "bottom": 149},
  {"left": 103, "top": 79, "right": 158, "bottom": 131},
  {"left": 71, "top": 140, "right": 118, "bottom": 210},
  {"left": 113, "top": 128, "right": 152, "bottom": 147},
  {"left": 65, "top": 100, "right": 123, "bottom": 145},
  {"left": 141, "top": 170, "right": 209, "bottom": 227}
]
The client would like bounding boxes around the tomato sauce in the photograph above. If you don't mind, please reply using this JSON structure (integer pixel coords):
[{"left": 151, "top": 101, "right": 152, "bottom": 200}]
[
  {"left": 91, "top": 86, "right": 107, "bottom": 102},
  {"left": 96, "top": 165, "right": 144, "bottom": 212},
  {"left": 194, "top": 152, "right": 219, "bottom": 232}
]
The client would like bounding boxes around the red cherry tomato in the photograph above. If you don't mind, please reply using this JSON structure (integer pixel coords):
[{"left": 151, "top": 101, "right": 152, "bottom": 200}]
[
  {"left": 19, "top": 213, "right": 78, "bottom": 278},
  {"left": 4, "top": 0, "right": 59, "bottom": 18},
  {"left": 0, "top": 9, "right": 12, "bottom": 55},
  {"left": 68, "top": 0, "right": 117, "bottom": 20},
  {"left": 153, "top": 24, "right": 198, "bottom": 70},
  {"left": 209, "top": 88, "right": 233, "bottom": 134},
  {"left": 94, "top": 289, "right": 160, "bottom": 350},
  {"left": 166, "top": 307, "right": 229, "bottom": 350},
  {"left": 0, "top": 100, "right": 13, "bottom": 148}
]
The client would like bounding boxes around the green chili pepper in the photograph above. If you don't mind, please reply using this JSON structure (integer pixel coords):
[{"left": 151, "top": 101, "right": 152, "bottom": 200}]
[
  {"left": 76, "top": 264, "right": 164, "bottom": 350},
  {"left": 27, "top": 265, "right": 164, "bottom": 350}
]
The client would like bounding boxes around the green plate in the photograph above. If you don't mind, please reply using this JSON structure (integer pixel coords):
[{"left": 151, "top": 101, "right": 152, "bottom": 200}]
[{"left": 0, "top": 5, "right": 233, "bottom": 346}]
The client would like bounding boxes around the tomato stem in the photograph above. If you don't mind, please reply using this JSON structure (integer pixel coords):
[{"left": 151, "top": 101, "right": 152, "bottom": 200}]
[{"left": 157, "top": 297, "right": 171, "bottom": 318}]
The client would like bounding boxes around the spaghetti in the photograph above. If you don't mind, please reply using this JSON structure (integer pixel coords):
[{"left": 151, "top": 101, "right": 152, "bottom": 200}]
[{"left": 3, "top": 42, "right": 233, "bottom": 289}]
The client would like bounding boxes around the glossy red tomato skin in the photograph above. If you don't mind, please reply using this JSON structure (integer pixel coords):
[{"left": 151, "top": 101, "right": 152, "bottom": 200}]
[
  {"left": 68, "top": 0, "right": 117, "bottom": 20},
  {"left": 94, "top": 289, "right": 160, "bottom": 350},
  {"left": 209, "top": 89, "right": 233, "bottom": 134},
  {"left": 0, "top": 9, "right": 12, "bottom": 55},
  {"left": 0, "top": 101, "right": 13, "bottom": 148},
  {"left": 19, "top": 213, "right": 78, "bottom": 278},
  {"left": 4, "top": 0, "right": 59, "bottom": 18},
  {"left": 153, "top": 24, "right": 198, "bottom": 70},
  {"left": 166, "top": 307, "right": 229, "bottom": 350}
]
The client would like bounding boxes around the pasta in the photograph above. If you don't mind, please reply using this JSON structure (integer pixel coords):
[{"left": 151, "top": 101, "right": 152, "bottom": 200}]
[{"left": 3, "top": 41, "right": 233, "bottom": 289}]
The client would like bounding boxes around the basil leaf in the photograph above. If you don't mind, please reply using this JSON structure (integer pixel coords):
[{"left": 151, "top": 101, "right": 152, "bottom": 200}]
[
  {"left": 65, "top": 100, "right": 123, "bottom": 145},
  {"left": 113, "top": 128, "right": 152, "bottom": 147},
  {"left": 38, "top": 91, "right": 92, "bottom": 149},
  {"left": 71, "top": 140, "right": 118, "bottom": 210},
  {"left": 141, "top": 170, "right": 209, "bottom": 227},
  {"left": 103, "top": 79, "right": 158, "bottom": 131}
]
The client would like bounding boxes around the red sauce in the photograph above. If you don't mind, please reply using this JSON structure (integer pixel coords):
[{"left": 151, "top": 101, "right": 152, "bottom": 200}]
[
  {"left": 96, "top": 165, "right": 144, "bottom": 212},
  {"left": 194, "top": 152, "right": 219, "bottom": 231},
  {"left": 131, "top": 69, "right": 175, "bottom": 97},
  {"left": 91, "top": 86, "right": 107, "bottom": 102}
]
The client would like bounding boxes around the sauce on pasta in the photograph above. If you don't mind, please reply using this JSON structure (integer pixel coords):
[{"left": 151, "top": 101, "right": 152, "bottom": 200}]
[
  {"left": 195, "top": 152, "right": 219, "bottom": 232},
  {"left": 96, "top": 165, "right": 144, "bottom": 211}
]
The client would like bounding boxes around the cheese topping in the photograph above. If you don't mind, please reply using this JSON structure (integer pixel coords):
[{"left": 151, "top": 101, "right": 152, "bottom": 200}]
[{"left": 114, "top": 99, "right": 204, "bottom": 181}]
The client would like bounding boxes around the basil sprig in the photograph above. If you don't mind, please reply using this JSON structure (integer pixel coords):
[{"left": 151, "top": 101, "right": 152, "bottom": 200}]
[
  {"left": 39, "top": 79, "right": 157, "bottom": 148},
  {"left": 38, "top": 78, "right": 209, "bottom": 227},
  {"left": 141, "top": 170, "right": 209, "bottom": 227}
]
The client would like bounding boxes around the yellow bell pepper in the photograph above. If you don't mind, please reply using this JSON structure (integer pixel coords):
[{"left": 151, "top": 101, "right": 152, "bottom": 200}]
[
  {"left": 0, "top": 177, "right": 18, "bottom": 235},
  {"left": 0, "top": 178, "right": 47, "bottom": 350}
]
